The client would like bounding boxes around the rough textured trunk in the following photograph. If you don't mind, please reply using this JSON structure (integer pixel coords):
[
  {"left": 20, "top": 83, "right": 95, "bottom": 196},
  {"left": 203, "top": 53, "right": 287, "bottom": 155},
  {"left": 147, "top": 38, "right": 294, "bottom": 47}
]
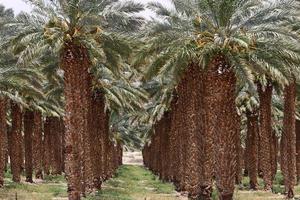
[
  {"left": 90, "top": 90, "right": 106, "bottom": 189},
  {"left": 33, "top": 111, "right": 43, "bottom": 179},
  {"left": 82, "top": 108, "right": 94, "bottom": 195},
  {"left": 103, "top": 111, "right": 110, "bottom": 181},
  {"left": 43, "top": 117, "right": 52, "bottom": 176},
  {"left": 270, "top": 131, "right": 278, "bottom": 181},
  {"left": 235, "top": 114, "right": 242, "bottom": 185},
  {"left": 257, "top": 82, "right": 273, "bottom": 190},
  {"left": 244, "top": 137, "right": 250, "bottom": 177},
  {"left": 182, "top": 64, "right": 202, "bottom": 199},
  {"left": 198, "top": 69, "right": 214, "bottom": 200},
  {"left": 61, "top": 41, "right": 93, "bottom": 200},
  {"left": 10, "top": 102, "right": 23, "bottom": 183},
  {"left": 52, "top": 117, "right": 63, "bottom": 175},
  {"left": 60, "top": 119, "right": 65, "bottom": 173},
  {"left": 177, "top": 75, "right": 188, "bottom": 192},
  {"left": 161, "top": 112, "right": 171, "bottom": 181},
  {"left": 0, "top": 98, "right": 7, "bottom": 187},
  {"left": 246, "top": 111, "right": 259, "bottom": 190},
  {"left": 159, "top": 118, "right": 164, "bottom": 180},
  {"left": 208, "top": 55, "right": 237, "bottom": 200},
  {"left": 4, "top": 127, "right": 8, "bottom": 173},
  {"left": 20, "top": 131, "right": 25, "bottom": 174},
  {"left": 169, "top": 93, "right": 179, "bottom": 183},
  {"left": 296, "top": 120, "right": 300, "bottom": 183},
  {"left": 24, "top": 110, "right": 34, "bottom": 183},
  {"left": 257, "top": 133, "right": 263, "bottom": 178},
  {"left": 281, "top": 81, "right": 297, "bottom": 198}
]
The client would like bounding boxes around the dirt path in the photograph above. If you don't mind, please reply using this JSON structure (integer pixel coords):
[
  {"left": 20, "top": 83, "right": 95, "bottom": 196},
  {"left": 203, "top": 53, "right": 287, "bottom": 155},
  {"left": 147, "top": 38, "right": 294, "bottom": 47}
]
[{"left": 123, "top": 151, "right": 143, "bottom": 166}]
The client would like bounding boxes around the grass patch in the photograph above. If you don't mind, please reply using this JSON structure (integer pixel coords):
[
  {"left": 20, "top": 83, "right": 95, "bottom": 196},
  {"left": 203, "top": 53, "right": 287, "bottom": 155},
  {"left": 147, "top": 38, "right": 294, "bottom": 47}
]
[
  {"left": 86, "top": 165, "right": 177, "bottom": 200},
  {"left": 1, "top": 165, "right": 299, "bottom": 200},
  {"left": 0, "top": 175, "right": 67, "bottom": 200}
]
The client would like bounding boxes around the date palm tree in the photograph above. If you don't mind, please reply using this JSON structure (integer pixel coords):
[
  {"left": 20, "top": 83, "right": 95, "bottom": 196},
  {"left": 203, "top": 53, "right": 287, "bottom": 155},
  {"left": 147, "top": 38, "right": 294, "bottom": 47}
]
[
  {"left": 237, "top": 89, "right": 259, "bottom": 190},
  {"left": 137, "top": 0, "right": 300, "bottom": 199},
  {"left": 3, "top": 0, "right": 144, "bottom": 198},
  {"left": 0, "top": 4, "right": 14, "bottom": 188}
]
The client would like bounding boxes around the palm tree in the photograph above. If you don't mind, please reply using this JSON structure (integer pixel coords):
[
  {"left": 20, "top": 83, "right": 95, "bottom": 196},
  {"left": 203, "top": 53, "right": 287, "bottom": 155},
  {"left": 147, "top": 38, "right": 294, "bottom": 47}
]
[
  {"left": 138, "top": 0, "right": 300, "bottom": 198},
  {"left": 33, "top": 110, "right": 43, "bottom": 179},
  {"left": 281, "top": 79, "right": 297, "bottom": 198},
  {"left": 296, "top": 119, "right": 300, "bottom": 183},
  {"left": 24, "top": 110, "right": 34, "bottom": 183},
  {"left": 0, "top": 98, "right": 7, "bottom": 187},
  {"left": 0, "top": 4, "right": 14, "bottom": 187},
  {"left": 237, "top": 90, "right": 259, "bottom": 190},
  {"left": 257, "top": 82, "right": 274, "bottom": 190},
  {"left": 43, "top": 117, "right": 52, "bottom": 176},
  {"left": 4, "top": 0, "right": 144, "bottom": 197},
  {"left": 9, "top": 101, "right": 23, "bottom": 183}
]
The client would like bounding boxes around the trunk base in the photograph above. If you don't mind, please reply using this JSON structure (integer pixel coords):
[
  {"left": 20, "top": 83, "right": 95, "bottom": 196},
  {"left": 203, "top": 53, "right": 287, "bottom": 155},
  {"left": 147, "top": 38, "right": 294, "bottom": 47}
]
[
  {"left": 249, "top": 181, "right": 258, "bottom": 190},
  {"left": 93, "top": 177, "right": 102, "bottom": 190},
  {"left": 198, "top": 185, "right": 212, "bottom": 200},
  {"left": 35, "top": 171, "right": 43, "bottom": 179},
  {"left": 219, "top": 193, "right": 233, "bottom": 200},
  {"left": 25, "top": 177, "right": 33, "bottom": 183},
  {"left": 287, "top": 188, "right": 294, "bottom": 199},
  {"left": 264, "top": 185, "right": 272, "bottom": 192}
]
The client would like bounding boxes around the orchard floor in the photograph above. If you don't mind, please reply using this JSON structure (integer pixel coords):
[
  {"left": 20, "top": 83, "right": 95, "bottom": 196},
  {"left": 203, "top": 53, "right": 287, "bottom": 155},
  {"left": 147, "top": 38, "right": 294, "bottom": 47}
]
[
  {"left": 0, "top": 153, "right": 299, "bottom": 200},
  {"left": 0, "top": 165, "right": 185, "bottom": 200}
]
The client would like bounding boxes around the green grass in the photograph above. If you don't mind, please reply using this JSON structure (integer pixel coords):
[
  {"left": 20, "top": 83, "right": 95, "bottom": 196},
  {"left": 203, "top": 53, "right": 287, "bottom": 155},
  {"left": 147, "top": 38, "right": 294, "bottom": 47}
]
[
  {"left": 0, "top": 171, "right": 67, "bottom": 200},
  {"left": 0, "top": 165, "right": 299, "bottom": 200},
  {"left": 86, "top": 165, "right": 177, "bottom": 200}
]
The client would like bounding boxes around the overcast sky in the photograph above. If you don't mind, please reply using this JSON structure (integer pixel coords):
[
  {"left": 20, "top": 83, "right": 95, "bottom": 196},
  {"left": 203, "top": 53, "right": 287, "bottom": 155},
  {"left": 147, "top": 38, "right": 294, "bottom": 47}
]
[{"left": 0, "top": 0, "right": 172, "bottom": 18}]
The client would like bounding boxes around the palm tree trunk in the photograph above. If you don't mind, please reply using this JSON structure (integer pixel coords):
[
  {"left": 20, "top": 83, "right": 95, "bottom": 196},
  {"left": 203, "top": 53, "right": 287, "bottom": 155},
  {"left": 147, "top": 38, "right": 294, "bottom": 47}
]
[
  {"left": 270, "top": 131, "right": 278, "bottom": 181},
  {"left": 244, "top": 136, "right": 250, "bottom": 177},
  {"left": 162, "top": 112, "right": 171, "bottom": 181},
  {"left": 169, "top": 93, "right": 179, "bottom": 184},
  {"left": 182, "top": 64, "right": 202, "bottom": 199},
  {"left": 177, "top": 75, "right": 188, "bottom": 191},
  {"left": 61, "top": 41, "right": 93, "bottom": 199},
  {"left": 296, "top": 120, "right": 300, "bottom": 183},
  {"left": 257, "top": 82, "right": 273, "bottom": 190},
  {"left": 52, "top": 118, "right": 63, "bottom": 175},
  {"left": 282, "top": 81, "right": 297, "bottom": 198},
  {"left": 4, "top": 126, "right": 8, "bottom": 173},
  {"left": 207, "top": 55, "right": 237, "bottom": 200},
  {"left": 101, "top": 111, "right": 109, "bottom": 181},
  {"left": 60, "top": 119, "right": 65, "bottom": 173},
  {"left": 90, "top": 90, "right": 105, "bottom": 189},
  {"left": 103, "top": 111, "right": 111, "bottom": 181},
  {"left": 197, "top": 69, "right": 214, "bottom": 200},
  {"left": 10, "top": 102, "right": 23, "bottom": 183},
  {"left": 43, "top": 117, "right": 52, "bottom": 176},
  {"left": 159, "top": 116, "right": 165, "bottom": 180},
  {"left": 235, "top": 114, "right": 242, "bottom": 185},
  {"left": 24, "top": 110, "right": 34, "bottom": 183},
  {"left": 0, "top": 98, "right": 7, "bottom": 187},
  {"left": 33, "top": 111, "right": 43, "bottom": 179},
  {"left": 246, "top": 111, "right": 259, "bottom": 190},
  {"left": 257, "top": 134, "right": 263, "bottom": 179}
]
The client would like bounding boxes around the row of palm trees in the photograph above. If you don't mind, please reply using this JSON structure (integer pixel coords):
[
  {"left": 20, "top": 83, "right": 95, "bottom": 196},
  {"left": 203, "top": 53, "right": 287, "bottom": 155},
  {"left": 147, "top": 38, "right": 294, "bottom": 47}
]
[
  {"left": 1, "top": 0, "right": 300, "bottom": 200},
  {"left": 0, "top": 1, "right": 142, "bottom": 199},
  {"left": 141, "top": 0, "right": 300, "bottom": 200},
  {"left": 0, "top": 99, "right": 123, "bottom": 189},
  {"left": 143, "top": 93, "right": 300, "bottom": 200}
]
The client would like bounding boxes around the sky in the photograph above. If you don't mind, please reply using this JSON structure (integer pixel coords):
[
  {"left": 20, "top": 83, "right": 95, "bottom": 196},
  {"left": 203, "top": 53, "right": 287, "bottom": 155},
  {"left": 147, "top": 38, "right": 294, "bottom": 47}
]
[{"left": 0, "top": 0, "right": 173, "bottom": 18}]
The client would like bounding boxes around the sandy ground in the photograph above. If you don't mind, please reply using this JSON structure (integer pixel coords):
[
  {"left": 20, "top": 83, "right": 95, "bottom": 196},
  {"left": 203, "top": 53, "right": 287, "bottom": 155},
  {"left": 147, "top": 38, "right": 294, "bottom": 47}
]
[{"left": 123, "top": 151, "right": 144, "bottom": 166}]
